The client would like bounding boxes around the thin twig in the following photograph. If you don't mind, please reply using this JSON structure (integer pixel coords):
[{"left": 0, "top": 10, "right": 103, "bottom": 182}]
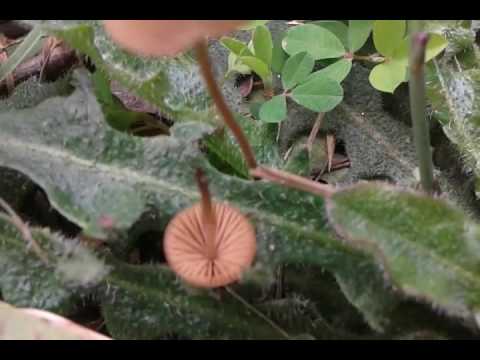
[
  {"left": 0, "top": 44, "right": 77, "bottom": 94},
  {"left": 251, "top": 166, "right": 335, "bottom": 198},
  {"left": 225, "top": 286, "right": 291, "bottom": 340},
  {"left": 0, "top": 198, "right": 49, "bottom": 264},
  {"left": 195, "top": 40, "right": 257, "bottom": 170}
]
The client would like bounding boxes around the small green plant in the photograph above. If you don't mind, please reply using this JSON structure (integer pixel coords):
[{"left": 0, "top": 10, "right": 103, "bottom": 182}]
[
  {"left": 243, "top": 20, "right": 449, "bottom": 125},
  {"left": 280, "top": 20, "right": 448, "bottom": 94},
  {"left": 221, "top": 23, "right": 276, "bottom": 96}
]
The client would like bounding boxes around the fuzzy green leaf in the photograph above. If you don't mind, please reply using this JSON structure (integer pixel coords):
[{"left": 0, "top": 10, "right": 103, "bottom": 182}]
[
  {"left": 281, "top": 52, "right": 315, "bottom": 90},
  {"left": 204, "top": 113, "right": 280, "bottom": 178},
  {"left": 0, "top": 69, "right": 395, "bottom": 332},
  {"left": 259, "top": 95, "right": 287, "bottom": 123},
  {"left": 307, "top": 58, "right": 352, "bottom": 83},
  {"left": 253, "top": 25, "right": 273, "bottom": 66},
  {"left": 0, "top": 217, "right": 108, "bottom": 315},
  {"left": 327, "top": 183, "right": 480, "bottom": 321},
  {"left": 100, "top": 259, "right": 285, "bottom": 339},
  {"left": 373, "top": 20, "right": 406, "bottom": 57},
  {"left": 348, "top": 20, "right": 373, "bottom": 52},
  {"left": 310, "top": 21, "right": 349, "bottom": 49},
  {"left": 30, "top": 20, "right": 214, "bottom": 123},
  {"left": 291, "top": 76, "right": 344, "bottom": 112},
  {"left": 282, "top": 24, "right": 346, "bottom": 60},
  {"left": 426, "top": 62, "right": 480, "bottom": 196},
  {"left": 368, "top": 60, "right": 407, "bottom": 93}
]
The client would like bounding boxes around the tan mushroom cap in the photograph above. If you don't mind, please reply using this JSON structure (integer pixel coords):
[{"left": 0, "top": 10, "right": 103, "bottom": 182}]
[
  {"left": 103, "top": 20, "right": 247, "bottom": 57},
  {"left": 164, "top": 201, "right": 256, "bottom": 288}
]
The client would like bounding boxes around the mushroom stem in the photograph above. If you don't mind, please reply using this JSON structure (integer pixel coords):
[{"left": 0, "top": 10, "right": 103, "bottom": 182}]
[
  {"left": 251, "top": 166, "right": 335, "bottom": 198},
  {"left": 195, "top": 40, "right": 258, "bottom": 170},
  {"left": 195, "top": 169, "right": 217, "bottom": 260}
]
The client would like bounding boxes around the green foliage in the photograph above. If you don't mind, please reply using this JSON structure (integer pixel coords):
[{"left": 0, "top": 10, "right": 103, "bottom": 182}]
[
  {"left": 369, "top": 20, "right": 448, "bottom": 93},
  {"left": 327, "top": 183, "right": 480, "bottom": 322},
  {"left": 282, "top": 24, "right": 346, "bottom": 60},
  {"left": 259, "top": 95, "right": 287, "bottom": 123},
  {"left": 221, "top": 26, "right": 273, "bottom": 85},
  {"left": 0, "top": 69, "right": 398, "bottom": 334},
  {"left": 281, "top": 51, "right": 315, "bottom": 90},
  {"left": 307, "top": 58, "right": 352, "bottom": 83},
  {"left": 291, "top": 76, "right": 343, "bottom": 112},
  {"left": 2, "top": 19, "right": 480, "bottom": 340},
  {"left": 310, "top": 21, "right": 349, "bottom": 49},
  {"left": 0, "top": 217, "right": 108, "bottom": 315},
  {"left": 348, "top": 20, "right": 373, "bottom": 52},
  {"left": 27, "top": 20, "right": 214, "bottom": 123}
]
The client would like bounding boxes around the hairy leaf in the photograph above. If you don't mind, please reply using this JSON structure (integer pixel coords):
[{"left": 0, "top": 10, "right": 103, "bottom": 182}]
[
  {"left": 100, "top": 259, "right": 285, "bottom": 339},
  {"left": 28, "top": 20, "right": 214, "bottom": 123},
  {"left": 327, "top": 183, "right": 480, "bottom": 322},
  {"left": 0, "top": 217, "right": 108, "bottom": 314},
  {"left": 0, "top": 69, "right": 395, "bottom": 332}
]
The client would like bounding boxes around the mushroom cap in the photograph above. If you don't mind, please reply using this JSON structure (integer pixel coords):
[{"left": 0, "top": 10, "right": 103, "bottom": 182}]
[
  {"left": 103, "top": 20, "right": 246, "bottom": 57},
  {"left": 164, "top": 201, "right": 256, "bottom": 288}
]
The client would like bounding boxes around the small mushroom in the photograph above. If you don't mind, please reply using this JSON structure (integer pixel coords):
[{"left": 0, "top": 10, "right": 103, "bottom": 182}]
[{"left": 164, "top": 169, "right": 256, "bottom": 288}]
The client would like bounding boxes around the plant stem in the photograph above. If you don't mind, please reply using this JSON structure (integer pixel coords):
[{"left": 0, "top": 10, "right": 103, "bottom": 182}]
[
  {"left": 263, "top": 76, "right": 274, "bottom": 99},
  {"left": 0, "top": 197, "right": 49, "bottom": 264},
  {"left": 195, "top": 40, "right": 257, "bottom": 170},
  {"left": 250, "top": 166, "right": 334, "bottom": 198},
  {"left": 195, "top": 169, "right": 217, "bottom": 260},
  {"left": 409, "top": 32, "right": 435, "bottom": 194},
  {"left": 225, "top": 286, "right": 291, "bottom": 339},
  {"left": 352, "top": 54, "right": 384, "bottom": 63},
  {"left": 307, "top": 112, "right": 325, "bottom": 154}
]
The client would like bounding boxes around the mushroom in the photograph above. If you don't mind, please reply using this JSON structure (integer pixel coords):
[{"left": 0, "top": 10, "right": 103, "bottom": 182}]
[
  {"left": 163, "top": 169, "right": 256, "bottom": 288},
  {"left": 103, "top": 20, "right": 246, "bottom": 57}
]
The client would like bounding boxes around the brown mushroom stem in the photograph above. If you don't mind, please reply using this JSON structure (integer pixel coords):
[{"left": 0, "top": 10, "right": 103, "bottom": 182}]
[
  {"left": 251, "top": 166, "right": 335, "bottom": 198},
  {"left": 195, "top": 169, "right": 217, "bottom": 260},
  {"left": 195, "top": 40, "right": 257, "bottom": 170}
]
